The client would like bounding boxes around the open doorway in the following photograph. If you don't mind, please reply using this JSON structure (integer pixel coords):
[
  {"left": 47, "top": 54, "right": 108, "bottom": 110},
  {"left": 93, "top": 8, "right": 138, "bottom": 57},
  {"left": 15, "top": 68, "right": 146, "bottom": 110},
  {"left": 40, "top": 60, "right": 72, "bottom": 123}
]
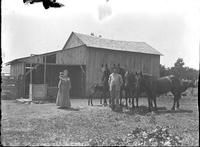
[{"left": 24, "top": 64, "right": 86, "bottom": 99}]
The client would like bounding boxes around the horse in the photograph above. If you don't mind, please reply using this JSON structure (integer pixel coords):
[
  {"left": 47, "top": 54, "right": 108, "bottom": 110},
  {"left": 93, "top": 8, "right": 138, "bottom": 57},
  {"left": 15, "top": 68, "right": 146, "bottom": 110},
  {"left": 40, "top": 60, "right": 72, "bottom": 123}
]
[
  {"left": 135, "top": 72, "right": 195, "bottom": 111},
  {"left": 124, "top": 71, "right": 136, "bottom": 108},
  {"left": 88, "top": 83, "right": 104, "bottom": 106},
  {"left": 100, "top": 65, "right": 111, "bottom": 105}
]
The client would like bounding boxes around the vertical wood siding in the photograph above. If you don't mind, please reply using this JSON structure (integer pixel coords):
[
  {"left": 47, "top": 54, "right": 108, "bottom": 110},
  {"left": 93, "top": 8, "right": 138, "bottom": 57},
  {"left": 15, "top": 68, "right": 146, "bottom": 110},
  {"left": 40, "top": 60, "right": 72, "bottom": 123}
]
[
  {"left": 56, "top": 46, "right": 87, "bottom": 65},
  {"left": 85, "top": 47, "right": 160, "bottom": 96},
  {"left": 10, "top": 62, "right": 25, "bottom": 77}
]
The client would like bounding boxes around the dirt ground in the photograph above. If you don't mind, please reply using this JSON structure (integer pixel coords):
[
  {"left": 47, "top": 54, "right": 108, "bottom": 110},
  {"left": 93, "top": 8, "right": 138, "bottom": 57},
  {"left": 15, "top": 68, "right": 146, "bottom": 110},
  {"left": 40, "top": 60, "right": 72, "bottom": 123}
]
[{"left": 1, "top": 88, "right": 199, "bottom": 146}]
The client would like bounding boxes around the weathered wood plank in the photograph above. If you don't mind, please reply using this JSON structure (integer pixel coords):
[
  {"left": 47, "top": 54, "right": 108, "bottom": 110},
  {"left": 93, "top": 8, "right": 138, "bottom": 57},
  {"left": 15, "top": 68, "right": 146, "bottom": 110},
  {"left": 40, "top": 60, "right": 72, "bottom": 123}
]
[
  {"left": 85, "top": 47, "right": 160, "bottom": 96},
  {"left": 56, "top": 46, "right": 87, "bottom": 65}
]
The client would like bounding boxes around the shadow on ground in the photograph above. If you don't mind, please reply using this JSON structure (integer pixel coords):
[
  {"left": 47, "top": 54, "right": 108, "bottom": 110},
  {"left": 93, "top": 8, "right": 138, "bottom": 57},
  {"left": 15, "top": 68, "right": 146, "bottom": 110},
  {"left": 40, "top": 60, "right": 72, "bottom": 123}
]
[
  {"left": 115, "top": 105, "right": 193, "bottom": 116},
  {"left": 156, "top": 109, "right": 193, "bottom": 115},
  {"left": 58, "top": 107, "right": 80, "bottom": 111}
]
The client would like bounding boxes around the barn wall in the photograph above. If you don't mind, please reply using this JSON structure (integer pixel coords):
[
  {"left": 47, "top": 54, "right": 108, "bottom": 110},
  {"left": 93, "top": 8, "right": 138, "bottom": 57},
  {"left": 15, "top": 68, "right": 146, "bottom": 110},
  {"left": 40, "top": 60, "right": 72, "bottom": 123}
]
[
  {"left": 85, "top": 47, "right": 160, "bottom": 96},
  {"left": 10, "top": 62, "right": 25, "bottom": 78},
  {"left": 56, "top": 46, "right": 87, "bottom": 65}
]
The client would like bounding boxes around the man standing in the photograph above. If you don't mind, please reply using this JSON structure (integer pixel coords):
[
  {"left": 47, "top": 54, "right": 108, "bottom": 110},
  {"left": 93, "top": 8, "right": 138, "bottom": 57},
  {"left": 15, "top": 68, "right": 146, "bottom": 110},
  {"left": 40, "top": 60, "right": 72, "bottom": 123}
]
[
  {"left": 117, "top": 63, "right": 126, "bottom": 105},
  {"left": 108, "top": 67, "right": 123, "bottom": 111}
]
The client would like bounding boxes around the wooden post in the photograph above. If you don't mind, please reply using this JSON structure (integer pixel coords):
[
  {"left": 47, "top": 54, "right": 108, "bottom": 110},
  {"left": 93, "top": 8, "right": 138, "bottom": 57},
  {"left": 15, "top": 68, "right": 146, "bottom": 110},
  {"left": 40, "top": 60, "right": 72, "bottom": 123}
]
[
  {"left": 44, "top": 56, "right": 46, "bottom": 84},
  {"left": 29, "top": 62, "right": 33, "bottom": 100},
  {"left": 44, "top": 56, "right": 47, "bottom": 99}
]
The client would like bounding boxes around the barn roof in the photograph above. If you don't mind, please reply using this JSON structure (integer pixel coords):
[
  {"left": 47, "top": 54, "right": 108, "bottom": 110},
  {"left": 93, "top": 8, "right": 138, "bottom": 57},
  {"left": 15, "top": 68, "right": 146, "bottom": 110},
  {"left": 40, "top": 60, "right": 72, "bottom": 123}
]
[{"left": 73, "top": 32, "right": 162, "bottom": 55}]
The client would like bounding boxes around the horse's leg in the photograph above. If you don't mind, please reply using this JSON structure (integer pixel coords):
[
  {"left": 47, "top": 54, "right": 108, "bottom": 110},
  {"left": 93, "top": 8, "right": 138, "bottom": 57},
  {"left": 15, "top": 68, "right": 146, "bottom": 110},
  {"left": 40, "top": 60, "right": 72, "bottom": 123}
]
[
  {"left": 135, "top": 91, "right": 139, "bottom": 108},
  {"left": 148, "top": 96, "right": 152, "bottom": 111},
  {"left": 177, "top": 99, "right": 180, "bottom": 109},
  {"left": 103, "top": 90, "right": 106, "bottom": 105},
  {"left": 153, "top": 96, "right": 157, "bottom": 111},
  {"left": 125, "top": 90, "right": 128, "bottom": 107},
  {"left": 120, "top": 89, "right": 123, "bottom": 106},
  {"left": 136, "top": 97, "right": 139, "bottom": 108},
  {"left": 109, "top": 91, "right": 111, "bottom": 105},
  {"left": 127, "top": 89, "right": 131, "bottom": 107},
  {"left": 88, "top": 95, "right": 90, "bottom": 106},
  {"left": 171, "top": 94, "right": 177, "bottom": 110},
  {"left": 129, "top": 95, "right": 131, "bottom": 105},
  {"left": 88, "top": 93, "right": 92, "bottom": 106},
  {"left": 132, "top": 93, "right": 135, "bottom": 110},
  {"left": 100, "top": 91, "right": 102, "bottom": 104},
  {"left": 89, "top": 93, "right": 93, "bottom": 106},
  {"left": 105, "top": 90, "right": 108, "bottom": 105},
  {"left": 176, "top": 94, "right": 181, "bottom": 109},
  {"left": 91, "top": 94, "right": 93, "bottom": 106},
  {"left": 191, "top": 88, "right": 194, "bottom": 96}
]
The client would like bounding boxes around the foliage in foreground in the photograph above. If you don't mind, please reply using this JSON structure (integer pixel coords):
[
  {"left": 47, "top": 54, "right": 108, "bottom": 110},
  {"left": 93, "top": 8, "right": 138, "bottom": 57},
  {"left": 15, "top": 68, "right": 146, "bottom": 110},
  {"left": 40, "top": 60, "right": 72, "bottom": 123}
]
[{"left": 88, "top": 126, "right": 182, "bottom": 146}]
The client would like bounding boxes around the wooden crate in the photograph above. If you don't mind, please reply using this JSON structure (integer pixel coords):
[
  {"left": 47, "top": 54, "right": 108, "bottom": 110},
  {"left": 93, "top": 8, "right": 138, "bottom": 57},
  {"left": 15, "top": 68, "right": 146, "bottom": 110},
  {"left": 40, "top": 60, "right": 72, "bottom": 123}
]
[{"left": 47, "top": 87, "right": 58, "bottom": 100}]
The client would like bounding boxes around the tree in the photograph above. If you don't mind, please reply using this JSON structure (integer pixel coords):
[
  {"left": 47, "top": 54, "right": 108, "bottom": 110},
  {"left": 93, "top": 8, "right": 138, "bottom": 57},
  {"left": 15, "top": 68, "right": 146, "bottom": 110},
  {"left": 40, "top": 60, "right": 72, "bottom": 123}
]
[
  {"left": 171, "top": 58, "right": 185, "bottom": 79},
  {"left": 160, "top": 58, "right": 199, "bottom": 81},
  {"left": 174, "top": 58, "right": 184, "bottom": 68}
]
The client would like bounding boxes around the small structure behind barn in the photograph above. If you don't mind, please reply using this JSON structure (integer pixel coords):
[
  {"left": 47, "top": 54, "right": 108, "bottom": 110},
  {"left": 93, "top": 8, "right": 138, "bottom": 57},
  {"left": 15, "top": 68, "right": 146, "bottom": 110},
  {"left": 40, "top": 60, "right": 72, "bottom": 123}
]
[{"left": 6, "top": 32, "right": 162, "bottom": 99}]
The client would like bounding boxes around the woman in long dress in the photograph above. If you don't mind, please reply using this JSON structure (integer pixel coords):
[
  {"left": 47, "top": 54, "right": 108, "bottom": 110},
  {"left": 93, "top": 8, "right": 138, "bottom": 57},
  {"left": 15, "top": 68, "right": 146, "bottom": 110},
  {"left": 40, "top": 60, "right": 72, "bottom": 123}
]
[{"left": 56, "top": 69, "right": 71, "bottom": 109}]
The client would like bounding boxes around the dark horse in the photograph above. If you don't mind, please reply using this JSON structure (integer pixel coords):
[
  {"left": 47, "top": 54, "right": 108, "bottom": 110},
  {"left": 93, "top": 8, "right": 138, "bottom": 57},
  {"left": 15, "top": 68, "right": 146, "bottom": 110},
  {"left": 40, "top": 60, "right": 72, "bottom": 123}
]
[
  {"left": 135, "top": 72, "right": 195, "bottom": 111},
  {"left": 124, "top": 71, "right": 137, "bottom": 109},
  {"left": 88, "top": 83, "right": 104, "bottom": 106},
  {"left": 88, "top": 64, "right": 110, "bottom": 106},
  {"left": 100, "top": 65, "right": 111, "bottom": 105}
]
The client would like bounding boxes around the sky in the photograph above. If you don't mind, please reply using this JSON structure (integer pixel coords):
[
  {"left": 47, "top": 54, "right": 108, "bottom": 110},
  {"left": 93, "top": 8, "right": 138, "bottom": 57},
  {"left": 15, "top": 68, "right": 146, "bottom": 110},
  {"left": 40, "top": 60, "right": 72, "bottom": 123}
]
[{"left": 2, "top": 0, "right": 200, "bottom": 72}]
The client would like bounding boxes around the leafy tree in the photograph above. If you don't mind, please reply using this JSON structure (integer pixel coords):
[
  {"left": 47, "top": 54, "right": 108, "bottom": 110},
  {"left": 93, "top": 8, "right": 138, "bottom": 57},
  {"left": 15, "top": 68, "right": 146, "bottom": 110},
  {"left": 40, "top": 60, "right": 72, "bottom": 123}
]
[
  {"left": 160, "top": 58, "right": 199, "bottom": 81},
  {"left": 171, "top": 58, "right": 185, "bottom": 79},
  {"left": 159, "top": 64, "right": 171, "bottom": 77},
  {"left": 174, "top": 58, "right": 184, "bottom": 67}
]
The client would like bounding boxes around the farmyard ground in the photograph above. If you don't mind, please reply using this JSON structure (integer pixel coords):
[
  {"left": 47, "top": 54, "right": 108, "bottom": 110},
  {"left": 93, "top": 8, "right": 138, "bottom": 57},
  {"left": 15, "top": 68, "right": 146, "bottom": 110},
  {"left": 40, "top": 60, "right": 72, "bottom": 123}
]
[{"left": 1, "top": 88, "right": 199, "bottom": 146}]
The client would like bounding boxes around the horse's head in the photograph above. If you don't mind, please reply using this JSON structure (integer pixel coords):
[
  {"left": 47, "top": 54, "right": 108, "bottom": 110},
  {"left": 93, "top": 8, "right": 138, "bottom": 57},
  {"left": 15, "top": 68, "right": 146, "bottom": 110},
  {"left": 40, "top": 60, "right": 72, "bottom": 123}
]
[
  {"left": 124, "top": 71, "right": 134, "bottom": 83},
  {"left": 102, "top": 68, "right": 110, "bottom": 82},
  {"left": 135, "top": 71, "right": 143, "bottom": 88},
  {"left": 182, "top": 80, "right": 196, "bottom": 88}
]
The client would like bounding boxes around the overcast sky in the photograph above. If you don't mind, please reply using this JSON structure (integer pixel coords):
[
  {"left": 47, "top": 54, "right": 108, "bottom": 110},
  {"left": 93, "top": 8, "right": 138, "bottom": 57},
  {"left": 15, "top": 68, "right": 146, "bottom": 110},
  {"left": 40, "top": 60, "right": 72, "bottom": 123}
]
[{"left": 2, "top": 0, "right": 200, "bottom": 70}]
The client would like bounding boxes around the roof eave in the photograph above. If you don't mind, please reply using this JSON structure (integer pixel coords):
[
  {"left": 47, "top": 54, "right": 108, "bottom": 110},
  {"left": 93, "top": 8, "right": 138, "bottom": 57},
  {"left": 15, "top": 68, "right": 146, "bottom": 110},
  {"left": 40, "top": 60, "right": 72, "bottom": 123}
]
[{"left": 87, "top": 46, "right": 162, "bottom": 56}]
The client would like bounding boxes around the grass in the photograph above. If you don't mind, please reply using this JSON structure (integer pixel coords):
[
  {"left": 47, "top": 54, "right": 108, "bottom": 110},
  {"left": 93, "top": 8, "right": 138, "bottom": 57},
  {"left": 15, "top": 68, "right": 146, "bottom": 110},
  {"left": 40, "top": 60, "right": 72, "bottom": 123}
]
[{"left": 1, "top": 88, "right": 199, "bottom": 146}]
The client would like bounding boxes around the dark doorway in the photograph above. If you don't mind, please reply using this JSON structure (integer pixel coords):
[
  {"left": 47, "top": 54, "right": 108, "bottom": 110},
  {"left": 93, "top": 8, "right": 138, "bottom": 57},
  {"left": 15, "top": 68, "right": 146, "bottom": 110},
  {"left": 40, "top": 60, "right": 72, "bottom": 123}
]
[
  {"left": 68, "top": 66, "right": 86, "bottom": 98},
  {"left": 24, "top": 64, "right": 86, "bottom": 98}
]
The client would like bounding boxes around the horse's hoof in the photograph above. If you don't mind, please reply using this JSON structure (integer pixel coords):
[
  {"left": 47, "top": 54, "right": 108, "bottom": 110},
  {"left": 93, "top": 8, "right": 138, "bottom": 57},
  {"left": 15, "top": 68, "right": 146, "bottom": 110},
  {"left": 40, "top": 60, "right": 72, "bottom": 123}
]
[
  {"left": 154, "top": 108, "right": 158, "bottom": 111},
  {"left": 171, "top": 108, "right": 175, "bottom": 111}
]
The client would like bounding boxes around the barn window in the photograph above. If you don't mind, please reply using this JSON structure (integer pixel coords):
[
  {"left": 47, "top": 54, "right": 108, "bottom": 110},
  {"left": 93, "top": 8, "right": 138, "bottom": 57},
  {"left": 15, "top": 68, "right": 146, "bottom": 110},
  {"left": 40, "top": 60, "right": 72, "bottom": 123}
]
[{"left": 43, "top": 54, "right": 56, "bottom": 63}]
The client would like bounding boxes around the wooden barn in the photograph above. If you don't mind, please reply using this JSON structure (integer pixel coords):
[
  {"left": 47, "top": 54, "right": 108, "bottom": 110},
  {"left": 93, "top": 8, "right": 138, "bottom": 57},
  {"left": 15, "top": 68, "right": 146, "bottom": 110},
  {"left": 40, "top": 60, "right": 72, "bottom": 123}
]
[{"left": 6, "top": 32, "right": 162, "bottom": 99}]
